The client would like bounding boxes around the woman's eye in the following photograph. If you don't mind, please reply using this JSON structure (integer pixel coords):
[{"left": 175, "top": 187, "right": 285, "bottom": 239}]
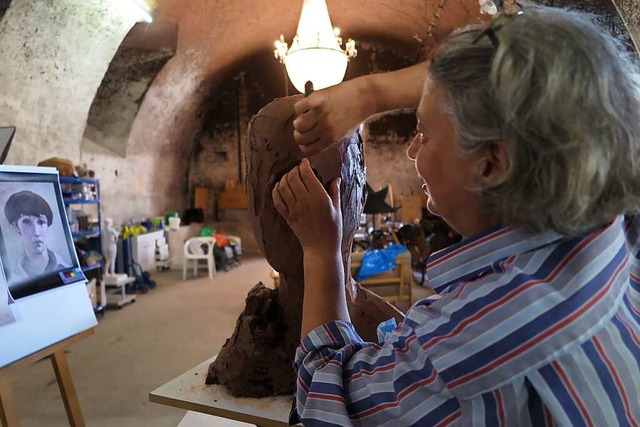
[{"left": 419, "top": 132, "right": 427, "bottom": 143}]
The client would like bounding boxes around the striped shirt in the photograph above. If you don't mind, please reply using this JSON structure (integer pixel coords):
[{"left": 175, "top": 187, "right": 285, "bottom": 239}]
[{"left": 293, "top": 215, "right": 640, "bottom": 426}]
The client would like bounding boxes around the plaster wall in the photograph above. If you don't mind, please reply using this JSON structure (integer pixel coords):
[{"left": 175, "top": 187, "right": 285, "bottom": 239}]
[
  {"left": 81, "top": 53, "right": 206, "bottom": 225},
  {"left": 364, "top": 120, "right": 422, "bottom": 210},
  {"left": 84, "top": 46, "right": 174, "bottom": 158},
  {"left": 0, "top": 0, "right": 151, "bottom": 226},
  {"left": 0, "top": 0, "right": 137, "bottom": 165},
  {"left": 0, "top": 0, "right": 188, "bottom": 227},
  {"left": 613, "top": 0, "right": 640, "bottom": 45}
]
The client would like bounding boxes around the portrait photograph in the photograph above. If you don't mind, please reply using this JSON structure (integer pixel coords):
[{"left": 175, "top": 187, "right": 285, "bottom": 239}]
[{"left": 0, "top": 181, "right": 73, "bottom": 300}]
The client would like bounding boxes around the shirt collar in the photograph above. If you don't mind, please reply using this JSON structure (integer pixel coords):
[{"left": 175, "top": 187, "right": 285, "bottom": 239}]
[
  {"left": 18, "top": 249, "right": 58, "bottom": 276},
  {"left": 426, "top": 224, "right": 565, "bottom": 293}
]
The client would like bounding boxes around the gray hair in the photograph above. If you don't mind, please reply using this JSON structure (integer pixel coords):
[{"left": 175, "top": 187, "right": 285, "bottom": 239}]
[{"left": 429, "top": 6, "right": 640, "bottom": 235}]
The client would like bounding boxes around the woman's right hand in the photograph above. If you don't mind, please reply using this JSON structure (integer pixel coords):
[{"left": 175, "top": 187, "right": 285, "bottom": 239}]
[
  {"left": 292, "top": 62, "right": 428, "bottom": 155},
  {"left": 293, "top": 78, "right": 375, "bottom": 155}
]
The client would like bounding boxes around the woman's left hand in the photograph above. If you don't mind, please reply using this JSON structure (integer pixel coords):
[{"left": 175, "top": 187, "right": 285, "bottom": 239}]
[{"left": 272, "top": 158, "right": 342, "bottom": 255}]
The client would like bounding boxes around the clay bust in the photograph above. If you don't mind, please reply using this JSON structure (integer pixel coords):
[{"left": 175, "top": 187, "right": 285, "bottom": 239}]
[{"left": 207, "top": 96, "right": 403, "bottom": 397}]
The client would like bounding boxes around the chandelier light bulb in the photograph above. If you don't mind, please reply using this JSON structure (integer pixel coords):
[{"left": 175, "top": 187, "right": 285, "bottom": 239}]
[
  {"left": 479, "top": 0, "right": 498, "bottom": 15},
  {"left": 274, "top": 0, "right": 357, "bottom": 94}
]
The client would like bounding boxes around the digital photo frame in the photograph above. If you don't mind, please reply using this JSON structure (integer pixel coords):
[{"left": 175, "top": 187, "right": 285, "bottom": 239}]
[
  {"left": 0, "top": 167, "right": 87, "bottom": 299},
  {"left": 0, "top": 165, "right": 96, "bottom": 368}
]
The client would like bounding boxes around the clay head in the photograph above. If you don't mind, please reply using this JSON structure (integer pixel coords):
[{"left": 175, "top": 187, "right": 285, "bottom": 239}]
[{"left": 246, "top": 96, "right": 366, "bottom": 277}]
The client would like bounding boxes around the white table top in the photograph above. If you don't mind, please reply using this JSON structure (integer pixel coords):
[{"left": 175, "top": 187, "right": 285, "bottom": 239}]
[{"left": 149, "top": 356, "right": 294, "bottom": 427}]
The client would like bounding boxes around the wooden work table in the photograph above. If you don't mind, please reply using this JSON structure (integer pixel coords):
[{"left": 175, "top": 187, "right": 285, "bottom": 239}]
[{"left": 149, "top": 356, "right": 295, "bottom": 427}]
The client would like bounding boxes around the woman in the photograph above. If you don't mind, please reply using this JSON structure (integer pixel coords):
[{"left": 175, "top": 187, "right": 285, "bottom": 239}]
[
  {"left": 273, "top": 7, "right": 640, "bottom": 426},
  {"left": 4, "top": 190, "right": 70, "bottom": 281}
]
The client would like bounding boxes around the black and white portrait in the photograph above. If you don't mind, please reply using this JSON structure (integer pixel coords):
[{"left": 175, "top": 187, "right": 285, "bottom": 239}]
[{"left": 0, "top": 182, "right": 72, "bottom": 299}]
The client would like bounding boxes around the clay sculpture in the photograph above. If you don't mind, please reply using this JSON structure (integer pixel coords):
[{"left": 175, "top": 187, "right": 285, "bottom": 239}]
[{"left": 206, "top": 96, "right": 403, "bottom": 397}]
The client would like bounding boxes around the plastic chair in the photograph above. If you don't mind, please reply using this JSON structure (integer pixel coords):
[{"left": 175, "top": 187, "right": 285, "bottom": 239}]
[{"left": 183, "top": 237, "right": 217, "bottom": 280}]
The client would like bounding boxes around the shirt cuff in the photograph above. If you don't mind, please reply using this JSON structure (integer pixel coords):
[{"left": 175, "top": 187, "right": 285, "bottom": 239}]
[{"left": 293, "top": 320, "right": 363, "bottom": 369}]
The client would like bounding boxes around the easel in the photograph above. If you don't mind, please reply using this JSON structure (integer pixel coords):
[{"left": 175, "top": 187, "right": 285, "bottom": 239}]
[{"left": 0, "top": 328, "right": 95, "bottom": 427}]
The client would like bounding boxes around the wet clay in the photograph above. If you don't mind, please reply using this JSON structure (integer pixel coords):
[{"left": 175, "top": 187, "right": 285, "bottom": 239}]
[{"left": 207, "top": 96, "right": 403, "bottom": 397}]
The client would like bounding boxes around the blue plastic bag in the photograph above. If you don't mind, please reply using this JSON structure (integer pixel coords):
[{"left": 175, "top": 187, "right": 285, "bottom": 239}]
[
  {"left": 356, "top": 243, "right": 408, "bottom": 282},
  {"left": 377, "top": 317, "right": 398, "bottom": 342}
]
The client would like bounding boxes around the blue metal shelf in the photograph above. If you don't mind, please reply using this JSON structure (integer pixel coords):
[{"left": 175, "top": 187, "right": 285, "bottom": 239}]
[
  {"left": 59, "top": 177, "right": 99, "bottom": 184},
  {"left": 64, "top": 199, "right": 99, "bottom": 205},
  {"left": 62, "top": 177, "right": 103, "bottom": 283},
  {"left": 72, "top": 230, "right": 100, "bottom": 239},
  {"left": 82, "top": 262, "right": 102, "bottom": 272}
]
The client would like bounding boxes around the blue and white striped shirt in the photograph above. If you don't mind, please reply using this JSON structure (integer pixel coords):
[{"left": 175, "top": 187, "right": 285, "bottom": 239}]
[{"left": 294, "top": 215, "right": 640, "bottom": 426}]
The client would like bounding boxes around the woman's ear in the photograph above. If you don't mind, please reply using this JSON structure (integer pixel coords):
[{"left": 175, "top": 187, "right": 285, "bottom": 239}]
[{"left": 477, "top": 139, "right": 510, "bottom": 186}]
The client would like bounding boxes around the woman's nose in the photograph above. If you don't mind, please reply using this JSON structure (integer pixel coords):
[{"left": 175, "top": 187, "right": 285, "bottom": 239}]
[{"left": 407, "top": 134, "right": 420, "bottom": 160}]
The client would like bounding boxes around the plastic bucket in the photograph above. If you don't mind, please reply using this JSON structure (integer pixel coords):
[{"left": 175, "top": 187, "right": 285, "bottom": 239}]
[
  {"left": 168, "top": 217, "right": 181, "bottom": 230},
  {"left": 165, "top": 211, "right": 179, "bottom": 225}
]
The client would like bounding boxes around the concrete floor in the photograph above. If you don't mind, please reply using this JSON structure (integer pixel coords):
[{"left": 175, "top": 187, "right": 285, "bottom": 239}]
[{"left": 7, "top": 256, "right": 432, "bottom": 427}]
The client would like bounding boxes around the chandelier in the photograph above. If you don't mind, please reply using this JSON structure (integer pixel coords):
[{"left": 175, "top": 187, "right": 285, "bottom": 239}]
[{"left": 274, "top": 0, "right": 357, "bottom": 94}]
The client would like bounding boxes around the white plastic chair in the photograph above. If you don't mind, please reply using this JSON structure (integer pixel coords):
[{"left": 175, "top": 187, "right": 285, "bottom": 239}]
[{"left": 183, "top": 237, "right": 217, "bottom": 280}]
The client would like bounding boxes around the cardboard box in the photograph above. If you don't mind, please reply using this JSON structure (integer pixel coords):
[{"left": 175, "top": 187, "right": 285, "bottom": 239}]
[
  {"left": 218, "top": 188, "right": 248, "bottom": 210},
  {"left": 224, "top": 179, "right": 243, "bottom": 191},
  {"left": 401, "top": 195, "right": 426, "bottom": 224},
  {"left": 86, "top": 278, "right": 97, "bottom": 309},
  {"left": 194, "top": 187, "right": 210, "bottom": 215}
]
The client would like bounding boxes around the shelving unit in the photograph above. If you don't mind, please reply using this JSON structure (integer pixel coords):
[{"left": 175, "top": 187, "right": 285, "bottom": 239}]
[{"left": 60, "top": 177, "right": 105, "bottom": 315}]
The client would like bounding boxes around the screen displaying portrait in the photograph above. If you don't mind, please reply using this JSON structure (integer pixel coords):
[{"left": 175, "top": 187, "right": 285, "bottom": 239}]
[
  {"left": 0, "top": 170, "right": 85, "bottom": 300},
  {"left": 0, "top": 166, "right": 96, "bottom": 369}
]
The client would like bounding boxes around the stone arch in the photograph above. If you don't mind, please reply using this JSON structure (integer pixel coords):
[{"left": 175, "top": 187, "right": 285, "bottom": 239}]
[{"left": 82, "top": 22, "right": 178, "bottom": 157}]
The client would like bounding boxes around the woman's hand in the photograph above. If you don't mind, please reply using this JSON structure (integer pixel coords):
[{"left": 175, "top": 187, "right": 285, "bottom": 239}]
[
  {"left": 272, "top": 158, "right": 342, "bottom": 255},
  {"left": 293, "top": 78, "right": 374, "bottom": 155},
  {"left": 273, "top": 158, "right": 349, "bottom": 337},
  {"left": 292, "top": 63, "right": 428, "bottom": 156}
]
